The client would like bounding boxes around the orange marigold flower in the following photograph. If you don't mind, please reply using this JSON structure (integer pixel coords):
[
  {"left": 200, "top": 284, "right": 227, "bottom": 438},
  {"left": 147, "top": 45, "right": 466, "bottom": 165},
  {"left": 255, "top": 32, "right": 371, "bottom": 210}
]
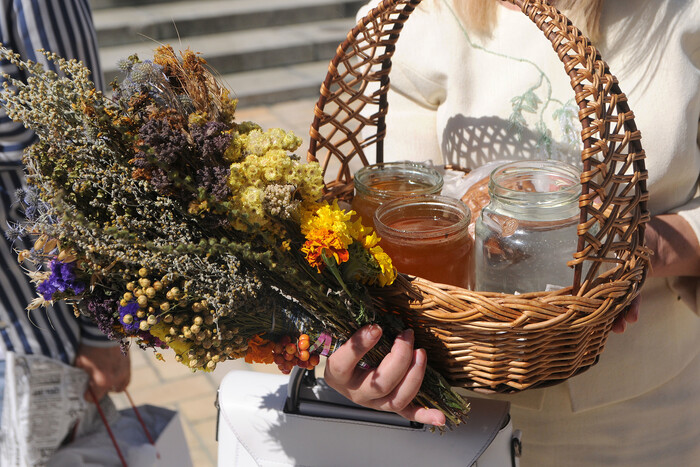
[
  {"left": 245, "top": 334, "right": 275, "bottom": 364},
  {"left": 301, "top": 228, "right": 350, "bottom": 273}
]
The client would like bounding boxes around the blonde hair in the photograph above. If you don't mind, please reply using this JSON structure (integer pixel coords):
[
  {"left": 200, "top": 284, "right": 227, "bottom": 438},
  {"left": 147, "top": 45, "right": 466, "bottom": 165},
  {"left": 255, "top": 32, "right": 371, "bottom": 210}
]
[{"left": 454, "top": 0, "right": 603, "bottom": 42}]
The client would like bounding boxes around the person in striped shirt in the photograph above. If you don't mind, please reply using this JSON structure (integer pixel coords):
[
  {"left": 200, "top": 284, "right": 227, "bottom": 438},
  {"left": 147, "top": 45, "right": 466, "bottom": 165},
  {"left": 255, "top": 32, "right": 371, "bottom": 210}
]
[{"left": 0, "top": 0, "right": 130, "bottom": 421}]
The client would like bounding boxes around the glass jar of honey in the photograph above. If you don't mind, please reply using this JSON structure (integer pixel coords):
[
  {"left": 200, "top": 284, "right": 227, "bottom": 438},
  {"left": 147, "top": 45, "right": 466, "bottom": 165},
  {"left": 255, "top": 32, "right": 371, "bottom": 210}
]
[
  {"left": 474, "top": 160, "right": 582, "bottom": 294},
  {"left": 352, "top": 161, "right": 443, "bottom": 229},
  {"left": 374, "top": 195, "right": 473, "bottom": 289}
]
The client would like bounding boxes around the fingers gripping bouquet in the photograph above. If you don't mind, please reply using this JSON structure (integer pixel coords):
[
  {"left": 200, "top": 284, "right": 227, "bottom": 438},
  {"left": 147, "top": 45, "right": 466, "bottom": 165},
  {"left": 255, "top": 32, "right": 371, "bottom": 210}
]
[{"left": 0, "top": 46, "right": 469, "bottom": 427}]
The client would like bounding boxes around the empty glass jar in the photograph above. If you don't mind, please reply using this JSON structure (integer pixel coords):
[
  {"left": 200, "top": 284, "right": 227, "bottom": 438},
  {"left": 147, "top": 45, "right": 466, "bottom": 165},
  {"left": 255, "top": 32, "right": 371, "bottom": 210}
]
[{"left": 474, "top": 160, "right": 582, "bottom": 294}]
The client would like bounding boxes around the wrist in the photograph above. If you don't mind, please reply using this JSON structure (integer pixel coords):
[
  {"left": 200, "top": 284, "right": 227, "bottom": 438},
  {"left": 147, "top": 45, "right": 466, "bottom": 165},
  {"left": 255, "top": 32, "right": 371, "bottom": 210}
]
[{"left": 646, "top": 214, "right": 700, "bottom": 277}]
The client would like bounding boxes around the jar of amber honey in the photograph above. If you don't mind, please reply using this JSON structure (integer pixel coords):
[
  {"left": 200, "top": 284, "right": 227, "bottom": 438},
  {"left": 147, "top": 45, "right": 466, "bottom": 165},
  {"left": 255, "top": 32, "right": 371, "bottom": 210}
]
[
  {"left": 374, "top": 195, "right": 473, "bottom": 289},
  {"left": 352, "top": 162, "right": 443, "bottom": 229}
]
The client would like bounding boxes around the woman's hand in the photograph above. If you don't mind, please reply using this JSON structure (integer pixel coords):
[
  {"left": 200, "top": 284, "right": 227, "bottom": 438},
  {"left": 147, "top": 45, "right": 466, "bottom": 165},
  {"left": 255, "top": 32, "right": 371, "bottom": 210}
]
[
  {"left": 74, "top": 344, "right": 131, "bottom": 403},
  {"left": 644, "top": 214, "right": 700, "bottom": 278},
  {"left": 324, "top": 324, "right": 446, "bottom": 426},
  {"left": 612, "top": 295, "right": 640, "bottom": 333},
  {"left": 612, "top": 213, "right": 700, "bottom": 333}
]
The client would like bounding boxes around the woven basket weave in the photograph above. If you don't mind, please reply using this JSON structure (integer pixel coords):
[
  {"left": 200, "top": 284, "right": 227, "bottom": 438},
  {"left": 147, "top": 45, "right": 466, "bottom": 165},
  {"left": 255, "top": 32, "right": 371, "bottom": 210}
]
[{"left": 307, "top": 0, "right": 651, "bottom": 393}]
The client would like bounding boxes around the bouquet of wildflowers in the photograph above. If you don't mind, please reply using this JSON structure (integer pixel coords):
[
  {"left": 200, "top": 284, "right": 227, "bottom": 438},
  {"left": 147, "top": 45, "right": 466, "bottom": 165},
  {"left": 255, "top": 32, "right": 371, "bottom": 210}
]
[{"left": 0, "top": 45, "right": 469, "bottom": 427}]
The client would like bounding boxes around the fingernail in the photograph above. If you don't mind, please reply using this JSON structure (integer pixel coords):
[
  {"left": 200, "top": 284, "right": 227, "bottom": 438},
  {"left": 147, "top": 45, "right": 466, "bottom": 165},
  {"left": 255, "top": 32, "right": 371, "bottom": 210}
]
[
  {"left": 366, "top": 324, "right": 382, "bottom": 338},
  {"left": 415, "top": 348, "right": 426, "bottom": 366},
  {"left": 398, "top": 328, "right": 414, "bottom": 340}
]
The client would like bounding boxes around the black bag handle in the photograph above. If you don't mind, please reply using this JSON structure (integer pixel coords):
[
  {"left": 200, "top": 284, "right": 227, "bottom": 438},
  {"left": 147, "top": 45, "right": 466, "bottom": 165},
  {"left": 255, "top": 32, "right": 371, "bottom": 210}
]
[{"left": 284, "top": 366, "right": 422, "bottom": 428}]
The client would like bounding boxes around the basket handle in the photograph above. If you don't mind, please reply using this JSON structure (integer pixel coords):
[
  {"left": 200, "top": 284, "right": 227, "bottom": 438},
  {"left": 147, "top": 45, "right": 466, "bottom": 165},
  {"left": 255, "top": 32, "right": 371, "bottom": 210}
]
[{"left": 307, "top": 0, "right": 649, "bottom": 294}]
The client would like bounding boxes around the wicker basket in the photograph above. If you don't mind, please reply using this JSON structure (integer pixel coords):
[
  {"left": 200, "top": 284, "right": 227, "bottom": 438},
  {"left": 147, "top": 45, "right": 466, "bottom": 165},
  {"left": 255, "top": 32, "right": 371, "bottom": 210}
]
[{"left": 306, "top": 0, "right": 651, "bottom": 393}]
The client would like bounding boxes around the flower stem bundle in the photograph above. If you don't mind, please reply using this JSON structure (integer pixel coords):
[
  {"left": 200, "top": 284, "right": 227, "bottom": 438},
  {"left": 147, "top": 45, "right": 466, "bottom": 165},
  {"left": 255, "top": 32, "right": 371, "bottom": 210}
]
[{"left": 0, "top": 45, "right": 469, "bottom": 428}]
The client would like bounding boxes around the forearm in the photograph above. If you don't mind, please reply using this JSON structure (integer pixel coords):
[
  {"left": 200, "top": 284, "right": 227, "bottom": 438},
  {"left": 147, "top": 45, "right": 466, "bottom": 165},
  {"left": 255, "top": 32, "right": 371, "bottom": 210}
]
[{"left": 646, "top": 213, "right": 700, "bottom": 277}]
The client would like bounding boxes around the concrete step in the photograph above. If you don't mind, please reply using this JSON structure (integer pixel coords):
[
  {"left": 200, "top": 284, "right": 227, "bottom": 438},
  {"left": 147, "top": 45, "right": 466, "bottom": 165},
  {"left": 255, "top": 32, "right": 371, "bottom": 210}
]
[
  {"left": 90, "top": 0, "right": 171, "bottom": 9},
  {"left": 93, "top": 0, "right": 362, "bottom": 108},
  {"left": 92, "top": 0, "right": 363, "bottom": 47},
  {"left": 99, "top": 18, "right": 352, "bottom": 86},
  {"left": 221, "top": 60, "right": 329, "bottom": 107}
]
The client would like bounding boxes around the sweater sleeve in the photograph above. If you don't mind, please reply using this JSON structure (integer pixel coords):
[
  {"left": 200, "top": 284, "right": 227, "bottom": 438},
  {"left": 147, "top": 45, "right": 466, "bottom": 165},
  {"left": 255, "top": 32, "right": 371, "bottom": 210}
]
[
  {"left": 363, "top": 1, "right": 448, "bottom": 165},
  {"left": 355, "top": 0, "right": 445, "bottom": 165},
  {"left": 664, "top": 23, "right": 700, "bottom": 314},
  {"left": 383, "top": 68, "right": 444, "bottom": 165},
  {"left": 668, "top": 117, "right": 700, "bottom": 314}
]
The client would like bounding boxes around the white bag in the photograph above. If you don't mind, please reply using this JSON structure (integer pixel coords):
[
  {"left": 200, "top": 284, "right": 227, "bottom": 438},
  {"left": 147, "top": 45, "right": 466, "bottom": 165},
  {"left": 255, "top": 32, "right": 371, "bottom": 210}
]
[
  {"left": 0, "top": 353, "right": 90, "bottom": 467},
  {"left": 49, "top": 402, "right": 192, "bottom": 467},
  {"left": 217, "top": 368, "right": 522, "bottom": 467}
]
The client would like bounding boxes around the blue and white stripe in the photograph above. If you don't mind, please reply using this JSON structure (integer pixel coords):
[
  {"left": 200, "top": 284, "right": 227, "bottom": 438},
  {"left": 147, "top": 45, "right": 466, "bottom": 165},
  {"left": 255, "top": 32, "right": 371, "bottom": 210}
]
[
  {"left": 0, "top": 0, "right": 103, "bottom": 162},
  {"left": 0, "top": 0, "right": 112, "bottom": 364}
]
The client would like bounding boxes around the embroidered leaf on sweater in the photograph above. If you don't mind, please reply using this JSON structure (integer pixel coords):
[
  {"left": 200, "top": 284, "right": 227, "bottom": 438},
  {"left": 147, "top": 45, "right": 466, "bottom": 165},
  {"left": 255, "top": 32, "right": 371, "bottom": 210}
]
[
  {"left": 512, "top": 90, "right": 542, "bottom": 114},
  {"left": 509, "top": 89, "right": 541, "bottom": 143},
  {"left": 443, "top": 0, "right": 583, "bottom": 161},
  {"left": 553, "top": 102, "right": 581, "bottom": 151},
  {"left": 535, "top": 120, "right": 553, "bottom": 157}
]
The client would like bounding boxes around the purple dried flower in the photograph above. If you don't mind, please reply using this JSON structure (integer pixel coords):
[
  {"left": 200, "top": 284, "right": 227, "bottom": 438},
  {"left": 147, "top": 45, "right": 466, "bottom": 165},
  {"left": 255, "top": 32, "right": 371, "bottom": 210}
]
[
  {"left": 149, "top": 167, "right": 175, "bottom": 194},
  {"left": 190, "top": 121, "right": 232, "bottom": 161},
  {"left": 138, "top": 332, "right": 166, "bottom": 349},
  {"left": 131, "top": 152, "right": 150, "bottom": 169},
  {"left": 36, "top": 279, "right": 54, "bottom": 300},
  {"left": 196, "top": 164, "right": 231, "bottom": 201},
  {"left": 84, "top": 296, "right": 123, "bottom": 341},
  {"left": 73, "top": 282, "right": 86, "bottom": 294},
  {"left": 139, "top": 117, "right": 190, "bottom": 164},
  {"left": 118, "top": 301, "right": 142, "bottom": 334},
  {"left": 59, "top": 262, "right": 75, "bottom": 281},
  {"left": 37, "top": 260, "right": 86, "bottom": 300}
]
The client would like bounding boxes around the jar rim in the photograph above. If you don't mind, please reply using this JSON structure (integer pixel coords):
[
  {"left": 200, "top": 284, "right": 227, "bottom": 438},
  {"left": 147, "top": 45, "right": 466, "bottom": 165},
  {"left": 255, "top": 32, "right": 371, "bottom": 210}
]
[
  {"left": 488, "top": 160, "right": 581, "bottom": 206},
  {"left": 354, "top": 161, "right": 444, "bottom": 199},
  {"left": 373, "top": 194, "right": 471, "bottom": 240}
]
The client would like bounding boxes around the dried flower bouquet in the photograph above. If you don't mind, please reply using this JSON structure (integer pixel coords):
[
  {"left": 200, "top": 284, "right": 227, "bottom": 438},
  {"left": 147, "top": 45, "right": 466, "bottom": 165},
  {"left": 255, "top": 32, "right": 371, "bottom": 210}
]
[{"left": 0, "top": 45, "right": 469, "bottom": 427}]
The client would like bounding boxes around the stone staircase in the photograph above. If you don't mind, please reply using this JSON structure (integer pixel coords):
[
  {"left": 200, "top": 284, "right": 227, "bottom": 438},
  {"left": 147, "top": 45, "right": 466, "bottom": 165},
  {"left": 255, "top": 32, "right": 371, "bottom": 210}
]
[{"left": 89, "top": 0, "right": 364, "bottom": 107}]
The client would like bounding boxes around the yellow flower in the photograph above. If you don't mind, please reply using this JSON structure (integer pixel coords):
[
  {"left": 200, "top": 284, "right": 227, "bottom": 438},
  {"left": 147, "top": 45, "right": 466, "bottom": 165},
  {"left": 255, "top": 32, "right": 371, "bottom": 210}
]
[
  {"left": 300, "top": 201, "right": 359, "bottom": 272},
  {"left": 369, "top": 245, "right": 397, "bottom": 286},
  {"left": 224, "top": 137, "right": 242, "bottom": 162},
  {"left": 226, "top": 130, "right": 324, "bottom": 234},
  {"left": 188, "top": 111, "right": 208, "bottom": 126},
  {"left": 348, "top": 216, "right": 373, "bottom": 243},
  {"left": 360, "top": 230, "right": 381, "bottom": 250},
  {"left": 301, "top": 201, "right": 354, "bottom": 247},
  {"left": 149, "top": 322, "right": 195, "bottom": 366},
  {"left": 300, "top": 200, "right": 395, "bottom": 285}
]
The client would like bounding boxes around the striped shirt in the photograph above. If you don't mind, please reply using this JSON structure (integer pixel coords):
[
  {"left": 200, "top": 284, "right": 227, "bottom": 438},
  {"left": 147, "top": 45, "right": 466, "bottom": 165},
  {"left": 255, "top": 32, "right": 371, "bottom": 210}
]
[{"left": 0, "top": 0, "right": 113, "bottom": 365}]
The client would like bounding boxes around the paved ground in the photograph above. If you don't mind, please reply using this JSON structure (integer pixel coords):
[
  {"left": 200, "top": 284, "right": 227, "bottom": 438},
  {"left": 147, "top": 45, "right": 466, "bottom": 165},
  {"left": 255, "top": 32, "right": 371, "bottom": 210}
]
[{"left": 112, "top": 97, "right": 320, "bottom": 467}]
